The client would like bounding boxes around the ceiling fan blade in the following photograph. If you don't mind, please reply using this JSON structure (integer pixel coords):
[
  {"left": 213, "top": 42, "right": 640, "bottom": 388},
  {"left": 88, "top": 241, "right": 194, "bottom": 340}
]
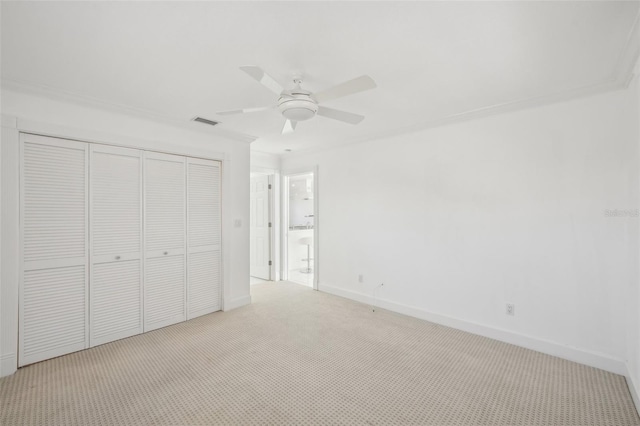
[
  {"left": 316, "top": 106, "right": 365, "bottom": 125},
  {"left": 282, "top": 119, "right": 297, "bottom": 134},
  {"left": 217, "top": 105, "right": 274, "bottom": 115},
  {"left": 240, "top": 66, "right": 284, "bottom": 95},
  {"left": 313, "top": 75, "right": 376, "bottom": 104}
]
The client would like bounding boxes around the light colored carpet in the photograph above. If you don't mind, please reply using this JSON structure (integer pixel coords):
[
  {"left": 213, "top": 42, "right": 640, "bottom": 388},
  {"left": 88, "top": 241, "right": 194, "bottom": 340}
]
[{"left": 1, "top": 281, "right": 638, "bottom": 425}]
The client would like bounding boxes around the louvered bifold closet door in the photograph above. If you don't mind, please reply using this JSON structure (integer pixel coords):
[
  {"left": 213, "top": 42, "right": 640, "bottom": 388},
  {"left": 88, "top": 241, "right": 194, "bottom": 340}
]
[
  {"left": 187, "top": 158, "right": 222, "bottom": 319},
  {"left": 90, "top": 145, "right": 143, "bottom": 347},
  {"left": 20, "top": 134, "right": 89, "bottom": 366},
  {"left": 144, "top": 152, "right": 186, "bottom": 332}
]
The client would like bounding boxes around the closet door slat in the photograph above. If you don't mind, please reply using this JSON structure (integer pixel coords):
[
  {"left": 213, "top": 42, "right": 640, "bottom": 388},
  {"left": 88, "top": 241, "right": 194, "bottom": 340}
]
[
  {"left": 20, "top": 134, "right": 89, "bottom": 366},
  {"left": 90, "top": 145, "right": 143, "bottom": 347},
  {"left": 187, "top": 158, "right": 222, "bottom": 319},
  {"left": 144, "top": 152, "right": 186, "bottom": 331}
]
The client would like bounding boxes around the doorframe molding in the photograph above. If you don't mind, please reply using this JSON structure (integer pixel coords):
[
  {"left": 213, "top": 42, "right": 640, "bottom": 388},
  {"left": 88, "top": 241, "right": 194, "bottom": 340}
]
[
  {"left": 250, "top": 167, "right": 280, "bottom": 282},
  {"left": 1, "top": 115, "right": 20, "bottom": 377}
]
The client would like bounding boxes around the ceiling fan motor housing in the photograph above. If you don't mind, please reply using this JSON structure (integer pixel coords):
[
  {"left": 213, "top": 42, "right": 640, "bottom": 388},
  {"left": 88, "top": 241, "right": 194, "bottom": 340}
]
[{"left": 278, "top": 89, "right": 318, "bottom": 121}]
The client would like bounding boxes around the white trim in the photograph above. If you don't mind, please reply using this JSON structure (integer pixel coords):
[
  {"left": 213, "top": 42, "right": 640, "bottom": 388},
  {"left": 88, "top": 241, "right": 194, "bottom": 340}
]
[
  {"left": 16, "top": 118, "right": 227, "bottom": 162},
  {"left": 1, "top": 119, "right": 20, "bottom": 377},
  {"left": 185, "top": 154, "right": 192, "bottom": 320},
  {"left": 2, "top": 79, "right": 256, "bottom": 144},
  {"left": 140, "top": 150, "right": 146, "bottom": 339},
  {"left": 312, "top": 166, "right": 319, "bottom": 291},
  {"left": 90, "top": 143, "right": 140, "bottom": 157},
  {"left": 221, "top": 158, "right": 232, "bottom": 312},
  {"left": 268, "top": 174, "right": 275, "bottom": 281},
  {"left": 320, "top": 283, "right": 627, "bottom": 375},
  {"left": 278, "top": 9, "right": 640, "bottom": 162},
  {"left": 223, "top": 295, "right": 251, "bottom": 311},
  {"left": 626, "top": 368, "right": 640, "bottom": 417},
  {"left": 615, "top": 10, "right": 640, "bottom": 88},
  {"left": 1, "top": 353, "right": 17, "bottom": 377},
  {"left": 272, "top": 172, "right": 281, "bottom": 282},
  {"left": 280, "top": 174, "right": 289, "bottom": 280},
  {"left": 250, "top": 165, "right": 280, "bottom": 281},
  {"left": 22, "top": 131, "right": 87, "bottom": 150}
]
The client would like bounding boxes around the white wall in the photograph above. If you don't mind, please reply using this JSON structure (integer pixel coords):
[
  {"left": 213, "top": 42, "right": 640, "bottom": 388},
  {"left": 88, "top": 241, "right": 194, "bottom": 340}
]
[
  {"left": 282, "top": 85, "right": 639, "bottom": 376},
  {"left": 628, "top": 70, "right": 640, "bottom": 411},
  {"left": 0, "top": 88, "right": 251, "bottom": 377},
  {"left": 251, "top": 150, "right": 280, "bottom": 170}
]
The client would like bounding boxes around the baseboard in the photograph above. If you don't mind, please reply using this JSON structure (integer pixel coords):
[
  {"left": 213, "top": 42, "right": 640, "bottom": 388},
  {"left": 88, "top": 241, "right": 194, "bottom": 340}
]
[
  {"left": 224, "top": 295, "right": 251, "bottom": 311},
  {"left": 626, "top": 365, "right": 640, "bottom": 416},
  {"left": 1, "top": 353, "right": 17, "bottom": 378},
  {"left": 319, "top": 284, "right": 626, "bottom": 375}
]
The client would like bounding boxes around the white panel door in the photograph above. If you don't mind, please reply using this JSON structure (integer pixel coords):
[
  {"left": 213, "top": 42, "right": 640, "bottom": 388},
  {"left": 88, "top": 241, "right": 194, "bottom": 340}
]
[
  {"left": 90, "top": 145, "right": 143, "bottom": 347},
  {"left": 187, "top": 158, "right": 221, "bottom": 319},
  {"left": 144, "top": 152, "right": 186, "bottom": 331},
  {"left": 20, "top": 134, "right": 89, "bottom": 366},
  {"left": 250, "top": 175, "right": 271, "bottom": 280}
]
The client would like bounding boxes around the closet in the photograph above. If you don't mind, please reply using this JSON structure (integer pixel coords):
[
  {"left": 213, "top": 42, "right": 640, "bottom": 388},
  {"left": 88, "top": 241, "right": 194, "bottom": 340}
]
[
  {"left": 19, "top": 133, "right": 222, "bottom": 366},
  {"left": 90, "top": 145, "right": 143, "bottom": 347},
  {"left": 186, "top": 158, "right": 222, "bottom": 319},
  {"left": 144, "top": 152, "right": 186, "bottom": 331}
]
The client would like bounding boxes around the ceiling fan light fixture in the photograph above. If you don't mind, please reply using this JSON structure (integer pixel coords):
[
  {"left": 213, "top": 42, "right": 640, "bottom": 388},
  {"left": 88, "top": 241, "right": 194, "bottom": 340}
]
[
  {"left": 282, "top": 106, "right": 316, "bottom": 121},
  {"left": 278, "top": 95, "right": 318, "bottom": 121}
]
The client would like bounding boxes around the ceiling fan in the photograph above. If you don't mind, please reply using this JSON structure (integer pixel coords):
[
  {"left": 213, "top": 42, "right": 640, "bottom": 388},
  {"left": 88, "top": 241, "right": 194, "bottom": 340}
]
[{"left": 218, "top": 66, "right": 377, "bottom": 134}]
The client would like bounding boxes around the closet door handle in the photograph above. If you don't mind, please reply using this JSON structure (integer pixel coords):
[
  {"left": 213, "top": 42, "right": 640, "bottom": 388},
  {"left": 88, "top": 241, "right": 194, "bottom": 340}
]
[
  {"left": 164, "top": 251, "right": 168, "bottom": 255},
  {"left": 115, "top": 256, "right": 121, "bottom": 260}
]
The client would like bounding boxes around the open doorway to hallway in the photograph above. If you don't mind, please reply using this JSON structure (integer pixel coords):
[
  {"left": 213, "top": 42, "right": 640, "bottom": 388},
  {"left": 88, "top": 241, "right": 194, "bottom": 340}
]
[{"left": 283, "top": 172, "right": 316, "bottom": 288}]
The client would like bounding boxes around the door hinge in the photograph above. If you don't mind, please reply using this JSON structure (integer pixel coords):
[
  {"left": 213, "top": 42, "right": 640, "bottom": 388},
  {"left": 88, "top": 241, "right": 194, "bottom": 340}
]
[
  {"left": 268, "top": 184, "right": 272, "bottom": 189},
  {"left": 268, "top": 222, "right": 272, "bottom": 228},
  {"left": 269, "top": 260, "right": 272, "bottom": 266}
]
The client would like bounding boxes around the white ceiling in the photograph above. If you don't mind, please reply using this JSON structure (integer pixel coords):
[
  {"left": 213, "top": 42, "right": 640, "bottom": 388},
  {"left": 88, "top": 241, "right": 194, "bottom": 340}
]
[{"left": 2, "top": 1, "right": 639, "bottom": 155}]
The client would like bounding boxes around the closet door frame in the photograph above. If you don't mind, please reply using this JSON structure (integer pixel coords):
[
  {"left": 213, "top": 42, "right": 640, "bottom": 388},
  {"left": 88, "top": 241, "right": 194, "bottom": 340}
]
[
  {"left": 89, "top": 144, "right": 143, "bottom": 347},
  {"left": 11, "top": 122, "right": 229, "bottom": 370},
  {"left": 19, "top": 133, "right": 90, "bottom": 366}
]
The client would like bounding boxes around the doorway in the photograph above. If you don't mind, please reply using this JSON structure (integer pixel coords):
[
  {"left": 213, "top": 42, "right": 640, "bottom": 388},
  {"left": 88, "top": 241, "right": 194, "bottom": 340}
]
[
  {"left": 250, "top": 173, "right": 273, "bottom": 281},
  {"left": 283, "top": 170, "right": 317, "bottom": 289}
]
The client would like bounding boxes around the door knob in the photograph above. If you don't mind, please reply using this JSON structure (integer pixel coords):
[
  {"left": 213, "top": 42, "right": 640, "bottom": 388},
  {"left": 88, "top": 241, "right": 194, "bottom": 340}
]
[
  {"left": 164, "top": 251, "right": 168, "bottom": 255},
  {"left": 115, "top": 256, "right": 121, "bottom": 260}
]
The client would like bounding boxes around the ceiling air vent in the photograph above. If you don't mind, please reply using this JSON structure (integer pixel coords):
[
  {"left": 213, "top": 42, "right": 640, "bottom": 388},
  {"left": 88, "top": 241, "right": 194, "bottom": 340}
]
[{"left": 192, "top": 117, "right": 220, "bottom": 127}]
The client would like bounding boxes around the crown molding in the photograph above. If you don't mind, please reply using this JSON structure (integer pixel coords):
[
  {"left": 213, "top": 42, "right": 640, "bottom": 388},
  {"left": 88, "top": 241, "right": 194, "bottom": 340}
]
[
  {"left": 1, "top": 79, "right": 257, "bottom": 144},
  {"left": 281, "top": 8, "right": 640, "bottom": 160},
  {"left": 282, "top": 77, "right": 624, "bottom": 160},
  {"left": 615, "top": 9, "right": 640, "bottom": 88}
]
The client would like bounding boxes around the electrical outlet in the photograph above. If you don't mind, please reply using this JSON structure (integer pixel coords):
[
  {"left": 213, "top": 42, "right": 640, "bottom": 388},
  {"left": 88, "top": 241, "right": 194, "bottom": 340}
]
[
  {"left": 506, "top": 303, "right": 515, "bottom": 316},
  {"left": 358, "top": 274, "right": 363, "bottom": 283}
]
